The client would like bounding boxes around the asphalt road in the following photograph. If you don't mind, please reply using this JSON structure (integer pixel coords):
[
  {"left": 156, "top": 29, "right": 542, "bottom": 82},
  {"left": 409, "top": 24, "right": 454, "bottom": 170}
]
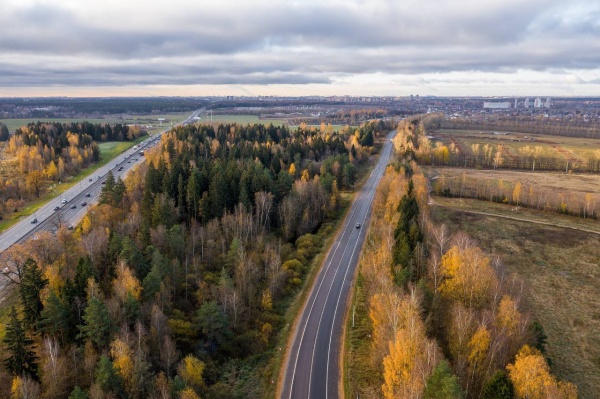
[
  {"left": 0, "top": 110, "right": 201, "bottom": 301},
  {"left": 281, "top": 131, "right": 395, "bottom": 399}
]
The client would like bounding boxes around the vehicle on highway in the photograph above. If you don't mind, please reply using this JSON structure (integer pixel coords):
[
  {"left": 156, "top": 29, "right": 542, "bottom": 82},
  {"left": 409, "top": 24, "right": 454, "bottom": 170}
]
[
  {"left": 89, "top": 178, "right": 93, "bottom": 182},
  {"left": 61, "top": 198, "right": 67, "bottom": 203},
  {"left": 81, "top": 202, "right": 87, "bottom": 206},
  {"left": 53, "top": 206, "right": 60, "bottom": 211},
  {"left": 101, "top": 181, "right": 106, "bottom": 185},
  {"left": 31, "top": 218, "right": 37, "bottom": 224},
  {"left": 70, "top": 205, "right": 77, "bottom": 209},
  {"left": 128, "top": 161, "right": 131, "bottom": 163},
  {"left": 68, "top": 225, "right": 73, "bottom": 230},
  {"left": 356, "top": 223, "right": 361, "bottom": 229},
  {"left": 118, "top": 167, "right": 123, "bottom": 171},
  {"left": 85, "top": 193, "right": 91, "bottom": 197}
]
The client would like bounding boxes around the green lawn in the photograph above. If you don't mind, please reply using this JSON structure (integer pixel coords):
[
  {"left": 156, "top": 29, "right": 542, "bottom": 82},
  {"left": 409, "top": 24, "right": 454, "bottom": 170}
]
[{"left": 204, "top": 114, "right": 289, "bottom": 126}]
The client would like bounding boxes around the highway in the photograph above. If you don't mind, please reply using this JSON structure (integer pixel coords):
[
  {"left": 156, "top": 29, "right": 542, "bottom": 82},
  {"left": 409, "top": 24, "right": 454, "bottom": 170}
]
[
  {"left": 281, "top": 130, "right": 396, "bottom": 399},
  {"left": 0, "top": 109, "right": 202, "bottom": 301}
]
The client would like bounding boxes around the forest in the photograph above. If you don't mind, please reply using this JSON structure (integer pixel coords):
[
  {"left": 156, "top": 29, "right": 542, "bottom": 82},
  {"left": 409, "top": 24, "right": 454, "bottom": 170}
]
[
  {"left": 0, "top": 121, "right": 387, "bottom": 398},
  {"left": 345, "top": 119, "right": 577, "bottom": 399}
]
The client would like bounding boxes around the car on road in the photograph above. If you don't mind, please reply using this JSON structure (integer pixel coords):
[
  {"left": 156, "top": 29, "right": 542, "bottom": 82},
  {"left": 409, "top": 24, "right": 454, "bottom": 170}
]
[
  {"left": 101, "top": 181, "right": 106, "bottom": 185},
  {"left": 70, "top": 204, "right": 77, "bottom": 209},
  {"left": 118, "top": 167, "right": 123, "bottom": 171},
  {"left": 81, "top": 202, "right": 87, "bottom": 206},
  {"left": 127, "top": 161, "right": 131, "bottom": 163},
  {"left": 53, "top": 206, "right": 60, "bottom": 211},
  {"left": 31, "top": 218, "right": 37, "bottom": 224},
  {"left": 355, "top": 223, "right": 361, "bottom": 229},
  {"left": 61, "top": 198, "right": 67, "bottom": 203},
  {"left": 89, "top": 178, "right": 93, "bottom": 182},
  {"left": 68, "top": 225, "right": 74, "bottom": 230},
  {"left": 85, "top": 193, "right": 91, "bottom": 197}
]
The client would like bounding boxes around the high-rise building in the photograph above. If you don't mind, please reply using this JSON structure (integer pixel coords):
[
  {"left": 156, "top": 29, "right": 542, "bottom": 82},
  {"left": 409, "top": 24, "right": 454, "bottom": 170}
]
[
  {"left": 534, "top": 98, "right": 542, "bottom": 108},
  {"left": 545, "top": 98, "right": 552, "bottom": 108},
  {"left": 514, "top": 99, "right": 518, "bottom": 108},
  {"left": 524, "top": 98, "right": 530, "bottom": 108}
]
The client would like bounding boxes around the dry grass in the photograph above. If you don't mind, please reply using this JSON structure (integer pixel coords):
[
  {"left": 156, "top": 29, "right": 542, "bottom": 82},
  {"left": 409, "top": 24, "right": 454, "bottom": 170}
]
[
  {"left": 432, "top": 129, "right": 600, "bottom": 163},
  {"left": 431, "top": 199, "right": 600, "bottom": 398}
]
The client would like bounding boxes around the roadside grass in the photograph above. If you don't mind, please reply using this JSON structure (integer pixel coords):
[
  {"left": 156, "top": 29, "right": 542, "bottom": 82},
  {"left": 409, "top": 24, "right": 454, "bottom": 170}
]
[
  {"left": 343, "top": 271, "right": 381, "bottom": 399},
  {"left": 431, "top": 202, "right": 600, "bottom": 399},
  {"left": 0, "top": 136, "right": 145, "bottom": 233}
]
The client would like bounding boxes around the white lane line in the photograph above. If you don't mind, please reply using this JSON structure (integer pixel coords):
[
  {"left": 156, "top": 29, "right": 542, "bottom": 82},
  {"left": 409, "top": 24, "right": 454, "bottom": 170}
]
[
  {"left": 325, "top": 147, "right": 391, "bottom": 398},
  {"left": 287, "top": 191, "right": 365, "bottom": 399},
  {"left": 307, "top": 188, "right": 372, "bottom": 398}
]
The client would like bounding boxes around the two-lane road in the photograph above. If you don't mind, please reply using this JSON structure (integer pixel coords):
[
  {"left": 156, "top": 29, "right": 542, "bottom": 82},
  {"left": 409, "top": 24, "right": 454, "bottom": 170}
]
[{"left": 281, "top": 131, "right": 395, "bottom": 399}]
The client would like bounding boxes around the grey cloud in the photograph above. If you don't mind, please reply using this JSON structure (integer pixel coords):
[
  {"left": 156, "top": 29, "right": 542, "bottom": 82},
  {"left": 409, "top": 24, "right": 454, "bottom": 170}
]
[{"left": 0, "top": 0, "right": 598, "bottom": 89}]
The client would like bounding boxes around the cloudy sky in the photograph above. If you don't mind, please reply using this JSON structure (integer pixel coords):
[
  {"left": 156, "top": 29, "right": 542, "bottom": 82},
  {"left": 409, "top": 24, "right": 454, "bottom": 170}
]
[{"left": 1, "top": 0, "right": 599, "bottom": 97}]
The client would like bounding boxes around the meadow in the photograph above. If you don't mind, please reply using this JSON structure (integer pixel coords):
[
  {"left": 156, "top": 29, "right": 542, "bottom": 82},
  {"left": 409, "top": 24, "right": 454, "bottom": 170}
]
[
  {"left": 431, "top": 199, "right": 600, "bottom": 398},
  {"left": 431, "top": 128, "right": 600, "bottom": 166}
]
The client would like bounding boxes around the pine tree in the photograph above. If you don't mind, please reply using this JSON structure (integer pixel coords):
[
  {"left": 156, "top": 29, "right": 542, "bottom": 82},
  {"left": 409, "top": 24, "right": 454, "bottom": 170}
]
[
  {"left": 423, "top": 360, "right": 462, "bottom": 399},
  {"left": 482, "top": 371, "right": 513, "bottom": 399},
  {"left": 3, "top": 307, "right": 38, "bottom": 379},
  {"left": 78, "top": 297, "right": 113, "bottom": 349},
  {"left": 95, "top": 355, "right": 124, "bottom": 396},
  {"left": 20, "top": 258, "right": 48, "bottom": 331},
  {"left": 38, "top": 288, "right": 69, "bottom": 339},
  {"left": 68, "top": 386, "right": 89, "bottom": 399}
]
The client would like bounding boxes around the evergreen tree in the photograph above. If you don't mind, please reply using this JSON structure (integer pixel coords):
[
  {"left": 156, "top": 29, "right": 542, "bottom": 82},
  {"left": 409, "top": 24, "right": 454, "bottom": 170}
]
[
  {"left": 3, "top": 307, "right": 38, "bottom": 379},
  {"left": 0, "top": 123, "right": 9, "bottom": 141},
  {"left": 99, "top": 170, "right": 116, "bottom": 205},
  {"left": 78, "top": 297, "right": 113, "bottom": 349},
  {"left": 482, "top": 371, "right": 514, "bottom": 399},
  {"left": 20, "top": 258, "right": 48, "bottom": 331},
  {"left": 423, "top": 360, "right": 462, "bottom": 399},
  {"left": 38, "top": 288, "right": 69, "bottom": 339},
  {"left": 68, "top": 386, "right": 89, "bottom": 399},
  {"left": 95, "top": 355, "right": 124, "bottom": 396}
]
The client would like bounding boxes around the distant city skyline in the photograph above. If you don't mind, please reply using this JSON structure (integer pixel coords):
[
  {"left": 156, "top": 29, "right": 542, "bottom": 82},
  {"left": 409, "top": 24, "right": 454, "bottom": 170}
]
[{"left": 1, "top": 0, "right": 599, "bottom": 97}]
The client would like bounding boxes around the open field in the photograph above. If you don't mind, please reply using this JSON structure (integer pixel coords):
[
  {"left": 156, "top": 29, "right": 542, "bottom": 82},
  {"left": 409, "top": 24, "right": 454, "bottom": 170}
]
[
  {"left": 424, "top": 166, "right": 600, "bottom": 216},
  {"left": 0, "top": 113, "right": 189, "bottom": 133},
  {"left": 203, "top": 114, "right": 289, "bottom": 126},
  {"left": 431, "top": 198, "right": 600, "bottom": 398},
  {"left": 432, "top": 128, "right": 600, "bottom": 165}
]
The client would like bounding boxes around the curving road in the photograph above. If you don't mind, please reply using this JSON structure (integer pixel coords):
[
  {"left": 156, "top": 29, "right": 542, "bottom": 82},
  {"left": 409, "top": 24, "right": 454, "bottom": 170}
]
[{"left": 281, "top": 130, "right": 395, "bottom": 399}]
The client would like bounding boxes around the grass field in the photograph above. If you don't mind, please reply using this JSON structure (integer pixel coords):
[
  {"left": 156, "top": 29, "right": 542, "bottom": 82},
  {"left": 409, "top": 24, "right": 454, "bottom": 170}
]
[
  {"left": 431, "top": 198, "right": 600, "bottom": 398},
  {"left": 203, "top": 114, "right": 289, "bottom": 126},
  {"left": 432, "top": 128, "right": 600, "bottom": 164},
  {"left": 0, "top": 113, "right": 190, "bottom": 133}
]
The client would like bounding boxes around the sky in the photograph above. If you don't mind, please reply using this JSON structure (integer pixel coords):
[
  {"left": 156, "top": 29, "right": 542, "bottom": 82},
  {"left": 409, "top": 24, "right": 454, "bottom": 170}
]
[{"left": 1, "top": 0, "right": 599, "bottom": 97}]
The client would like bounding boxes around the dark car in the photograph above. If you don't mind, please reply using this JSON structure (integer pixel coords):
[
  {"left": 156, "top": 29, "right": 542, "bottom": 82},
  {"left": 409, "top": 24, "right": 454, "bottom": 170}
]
[
  {"left": 355, "top": 223, "right": 361, "bottom": 229},
  {"left": 81, "top": 202, "right": 87, "bottom": 206},
  {"left": 70, "top": 204, "right": 77, "bottom": 209},
  {"left": 85, "top": 193, "right": 91, "bottom": 197},
  {"left": 101, "top": 181, "right": 106, "bottom": 185},
  {"left": 31, "top": 218, "right": 37, "bottom": 224},
  {"left": 68, "top": 225, "right": 74, "bottom": 230},
  {"left": 89, "top": 178, "right": 93, "bottom": 182},
  {"left": 53, "top": 206, "right": 60, "bottom": 211}
]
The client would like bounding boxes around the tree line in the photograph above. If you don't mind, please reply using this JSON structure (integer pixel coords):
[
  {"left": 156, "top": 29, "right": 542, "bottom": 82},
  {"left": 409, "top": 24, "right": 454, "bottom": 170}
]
[
  {"left": 0, "top": 120, "right": 386, "bottom": 399},
  {"left": 346, "top": 119, "right": 577, "bottom": 399}
]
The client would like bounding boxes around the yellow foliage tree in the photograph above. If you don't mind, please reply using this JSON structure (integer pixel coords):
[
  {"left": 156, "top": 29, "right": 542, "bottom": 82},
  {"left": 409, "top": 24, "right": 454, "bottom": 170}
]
[
  {"left": 439, "top": 246, "right": 498, "bottom": 309},
  {"left": 45, "top": 161, "right": 59, "bottom": 180},
  {"left": 110, "top": 338, "right": 134, "bottom": 383},
  {"left": 180, "top": 387, "right": 201, "bottom": 399},
  {"left": 288, "top": 163, "right": 296, "bottom": 176},
  {"left": 512, "top": 182, "right": 522, "bottom": 206},
  {"left": 507, "top": 345, "right": 577, "bottom": 399},
  {"left": 178, "top": 355, "right": 206, "bottom": 391},
  {"left": 113, "top": 261, "right": 142, "bottom": 302}
]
